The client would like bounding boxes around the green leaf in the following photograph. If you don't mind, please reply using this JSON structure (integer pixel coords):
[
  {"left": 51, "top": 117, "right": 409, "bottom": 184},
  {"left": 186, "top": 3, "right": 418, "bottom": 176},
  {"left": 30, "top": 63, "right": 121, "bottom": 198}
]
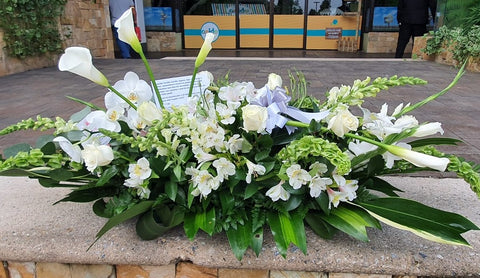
[
  {"left": 66, "top": 130, "right": 85, "bottom": 142},
  {"left": 357, "top": 197, "right": 479, "bottom": 246},
  {"left": 184, "top": 208, "right": 216, "bottom": 239},
  {"left": 136, "top": 205, "right": 184, "bottom": 240},
  {"left": 408, "top": 137, "right": 462, "bottom": 148},
  {"left": 320, "top": 205, "right": 381, "bottom": 242},
  {"left": 54, "top": 186, "right": 118, "bottom": 204},
  {"left": 37, "top": 135, "right": 55, "bottom": 152},
  {"left": 92, "top": 199, "right": 112, "bottom": 218},
  {"left": 96, "top": 166, "right": 119, "bottom": 186},
  {"left": 315, "top": 192, "right": 330, "bottom": 215},
  {"left": 304, "top": 212, "right": 337, "bottom": 239},
  {"left": 363, "top": 177, "right": 403, "bottom": 197},
  {"left": 165, "top": 180, "right": 178, "bottom": 201},
  {"left": 244, "top": 182, "right": 260, "bottom": 199},
  {"left": 251, "top": 227, "right": 263, "bottom": 257},
  {"left": 225, "top": 217, "right": 253, "bottom": 260},
  {"left": 69, "top": 106, "right": 92, "bottom": 122},
  {"left": 49, "top": 168, "right": 74, "bottom": 181},
  {"left": 267, "top": 210, "right": 307, "bottom": 257},
  {"left": 90, "top": 201, "right": 155, "bottom": 250},
  {"left": 3, "top": 143, "right": 31, "bottom": 158}
]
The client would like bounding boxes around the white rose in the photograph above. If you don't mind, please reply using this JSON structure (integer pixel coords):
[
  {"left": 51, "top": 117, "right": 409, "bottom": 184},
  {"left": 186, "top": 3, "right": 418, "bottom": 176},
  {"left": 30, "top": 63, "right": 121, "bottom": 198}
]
[
  {"left": 137, "top": 101, "right": 163, "bottom": 125},
  {"left": 327, "top": 108, "right": 359, "bottom": 137},
  {"left": 267, "top": 73, "right": 282, "bottom": 90},
  {"left": 242, "top": 105, "right": 268, "bottom": 133},
  {"left": 81, "top": 144, "right": 114, "bottom": 172}
]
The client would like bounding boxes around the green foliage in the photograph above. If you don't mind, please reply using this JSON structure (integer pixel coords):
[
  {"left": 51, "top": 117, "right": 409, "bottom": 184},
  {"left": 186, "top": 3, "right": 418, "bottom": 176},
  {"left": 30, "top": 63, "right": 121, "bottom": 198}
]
[
  {"left": 423, "top": 25, "right": 480, "bottom": 65},
  {"left": 0, "top": 0, "right": 67, "bottom": 58}
]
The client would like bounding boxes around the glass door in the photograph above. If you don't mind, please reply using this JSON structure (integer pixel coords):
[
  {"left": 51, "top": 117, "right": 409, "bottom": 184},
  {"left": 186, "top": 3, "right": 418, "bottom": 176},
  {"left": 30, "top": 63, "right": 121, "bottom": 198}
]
[
  {"left": 238, "top": 0, "right": 271, "bottom": 48},
  {"left": 272, "top": 0, "right": 306, "bottom": 48}
]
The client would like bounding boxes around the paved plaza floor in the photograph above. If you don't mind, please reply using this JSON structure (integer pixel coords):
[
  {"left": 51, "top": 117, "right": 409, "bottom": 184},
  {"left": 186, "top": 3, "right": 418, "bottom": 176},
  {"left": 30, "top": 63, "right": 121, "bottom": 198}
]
[{"left": 1, "top": 54, "right": 479, "bottom": 169}]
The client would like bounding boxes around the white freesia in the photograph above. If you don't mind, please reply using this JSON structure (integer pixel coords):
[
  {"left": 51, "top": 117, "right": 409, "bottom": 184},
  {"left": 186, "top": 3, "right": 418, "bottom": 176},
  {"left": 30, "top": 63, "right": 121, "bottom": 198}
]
[
  {"left": 53, "top": 136, "right": 82, "bottom": 163},
  {"left": 128, "top": 157, "right": 152, "bottom": 180},
  {"left": 266, "top": 181, "right": 290, "bottom": 202},
  {"left": 81, "top": 144, "right": 114, "bottom": 172},
  {"left": 138, "top": 101, "right": 163, "bottom": 125},
  {"left": 384, "top": 144, "right": 450, "bottom": 171},
  {"left": 195, "top": 32, "right": 215, "bottom": 68},
  {"left": 114, "top": 8, "right": 142, "bottom": 53},
  {"left": 309, "top": 176, "right": 332, "bottom": 198},
  {"left": 242, "top": 105, "right": 268, "bottom": 133},
  {"left": 245, "top": 160, "right": 266, "bottom": 184},
  {"left": 286, "top": 164, "right": 311, "bottom": 189},
  {"left": 412, "top": 122, "right": 444, "bottom": 137},
  {"left": 327, "top": 106, "right": 359, "bottom": 137},
  {"left": 267, "top": 73, "right": 283, "bottom": 90},
  {"left": 58, "top": 47, "right": 109, "bottom": 87}
]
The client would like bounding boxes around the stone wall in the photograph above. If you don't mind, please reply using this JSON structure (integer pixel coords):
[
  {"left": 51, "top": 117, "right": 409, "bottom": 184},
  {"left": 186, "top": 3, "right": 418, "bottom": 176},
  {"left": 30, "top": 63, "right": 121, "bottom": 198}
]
[
  {"left": 0, "top": 261, "right": 418, "bottom": 278},
  {"left": 363, "top": 32, "right": 412, "bottom": 55},
  {"left": 0, "top": 0, "right": 114, "bottom": 77}
]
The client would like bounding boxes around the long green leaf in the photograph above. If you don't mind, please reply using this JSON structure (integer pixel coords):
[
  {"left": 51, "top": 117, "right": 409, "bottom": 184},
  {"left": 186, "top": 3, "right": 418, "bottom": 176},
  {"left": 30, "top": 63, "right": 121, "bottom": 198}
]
[
  {"left": 89, "top": 201, "right": 155, "bottom": 250},
  {"left": 408, "top": 137, "right": 462, "bottom": 148},
  {"left": 267, "top": 210, "right": 307, "bottom": 257},
  {"left": 320, "top": 205, "right": 381, "bottom": 242},
  {"left": 184, "top": 208, "right": 216, "bottom": 239},
  {"left": 225, "top": 218, "right": 253, "bottom": 260},
  {"left": 357, "top": 197, "right": 479, "bottom": 246}
]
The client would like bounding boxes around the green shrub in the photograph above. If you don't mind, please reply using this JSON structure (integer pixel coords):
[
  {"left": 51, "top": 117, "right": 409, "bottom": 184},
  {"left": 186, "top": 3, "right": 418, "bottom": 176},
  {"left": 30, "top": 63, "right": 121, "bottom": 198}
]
[{"left": 0, "top": 0, "right": 67, "bottom": 59}]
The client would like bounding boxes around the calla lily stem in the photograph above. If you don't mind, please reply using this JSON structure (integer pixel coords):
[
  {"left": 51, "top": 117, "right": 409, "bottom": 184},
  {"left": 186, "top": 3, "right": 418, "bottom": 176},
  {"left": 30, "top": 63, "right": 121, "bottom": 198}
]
[
  {"left": 188, "top": 67, "right": 199, "bottom": 97},
  {"left": 108, "top": 85, "right": 137, "bottom": 110},
  {"left": 138, "top": 51, "right": 164, "bottom": 109}
]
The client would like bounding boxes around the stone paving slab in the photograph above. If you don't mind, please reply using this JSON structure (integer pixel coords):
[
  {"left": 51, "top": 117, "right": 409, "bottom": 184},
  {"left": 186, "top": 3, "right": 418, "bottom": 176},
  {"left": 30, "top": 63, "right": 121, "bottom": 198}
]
[
  {"left": 0, "top": 176, "right": 479, "bottom": 277},
  {"left": 1, "top": 58, "right": 479, "bottom": 164}
]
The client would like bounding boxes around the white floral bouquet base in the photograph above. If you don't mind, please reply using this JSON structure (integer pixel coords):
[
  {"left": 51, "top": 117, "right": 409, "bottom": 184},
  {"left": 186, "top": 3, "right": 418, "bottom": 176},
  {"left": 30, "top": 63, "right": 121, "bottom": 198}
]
[{"left": 1, "top": 8, "right": 479, "bottom": 260}]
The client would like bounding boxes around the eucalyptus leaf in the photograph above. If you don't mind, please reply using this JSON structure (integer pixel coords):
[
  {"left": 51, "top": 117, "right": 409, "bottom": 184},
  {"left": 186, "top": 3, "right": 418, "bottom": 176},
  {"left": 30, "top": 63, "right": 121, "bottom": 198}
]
[
  {"left": 3, "top": 143, "right": 31, "bottom": 158},
  {"left": 70, "top": 106, "right": 91, "bottom": 122}
]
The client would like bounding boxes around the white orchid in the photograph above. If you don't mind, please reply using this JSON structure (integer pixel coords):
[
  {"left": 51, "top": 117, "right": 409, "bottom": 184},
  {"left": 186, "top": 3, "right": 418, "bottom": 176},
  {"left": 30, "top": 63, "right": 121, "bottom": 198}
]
[
  {"left": 105, "top": 71, "right": 152, "bottom": 109},
  {"left": 58, "top": 47, "right": 109, "bottom": 87},
  {"left": 53, "top": 136, "right": 82, "bottom": 163},
  {"left": 114, "top": 8, "right": 142, "bottom": 53},
  {"left": 77, "top": 110, "right": 121, "bottom": 133}
]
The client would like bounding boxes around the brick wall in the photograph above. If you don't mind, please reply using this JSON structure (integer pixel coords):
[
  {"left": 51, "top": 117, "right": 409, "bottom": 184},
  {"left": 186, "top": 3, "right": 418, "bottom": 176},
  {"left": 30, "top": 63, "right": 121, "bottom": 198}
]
[
  {"left": 363, "top": 32, "right": 412, "bottom": 55},
  {"left": 0, "top": 261, "right": 420, "bottom": 278},
  {"left": 0, "top": 0, "right": 114, "bottom": 77}
]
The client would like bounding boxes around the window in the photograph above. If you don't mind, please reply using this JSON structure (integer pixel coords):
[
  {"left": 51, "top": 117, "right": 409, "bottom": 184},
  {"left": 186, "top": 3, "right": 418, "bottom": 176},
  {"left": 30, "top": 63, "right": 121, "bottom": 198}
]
[{"left": 143, "top": 0, "right": 180, "bottom": 31}]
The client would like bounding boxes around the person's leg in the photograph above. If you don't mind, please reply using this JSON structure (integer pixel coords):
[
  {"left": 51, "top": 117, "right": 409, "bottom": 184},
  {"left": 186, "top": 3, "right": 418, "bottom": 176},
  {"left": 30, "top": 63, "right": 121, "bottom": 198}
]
[
  {"left": 395, "top": 23, "right": 412, "bottom": 58},
  {"left": 411, "top": 24, "right": 428, "bottom": 49},
  {"left": 112, "top": 27, "right": 132, "bottom": 59}
]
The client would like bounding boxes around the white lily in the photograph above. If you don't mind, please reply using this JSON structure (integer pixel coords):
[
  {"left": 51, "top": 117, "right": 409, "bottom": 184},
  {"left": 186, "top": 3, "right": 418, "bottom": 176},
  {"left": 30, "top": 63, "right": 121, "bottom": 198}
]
[
  {"left": 384, "top": 144, "right": 450, "bottom": 171},
  {"left": 114, "top": 8, "right": 142, "bottom": 53},
  {"left": 412, "top": 122, "right": 444, "bottom": 137},
  {"left": 195, "top": 32, "right": 215, "bottom": 68},
  {"left": 58, "top": 47, "right": 109, "bottom": 87}
]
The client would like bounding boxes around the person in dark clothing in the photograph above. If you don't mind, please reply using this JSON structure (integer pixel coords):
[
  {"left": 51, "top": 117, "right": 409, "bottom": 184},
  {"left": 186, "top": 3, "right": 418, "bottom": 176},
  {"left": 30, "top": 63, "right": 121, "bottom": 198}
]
[{"left": 395, "top": 0, "right": 436, "bottom": 58}]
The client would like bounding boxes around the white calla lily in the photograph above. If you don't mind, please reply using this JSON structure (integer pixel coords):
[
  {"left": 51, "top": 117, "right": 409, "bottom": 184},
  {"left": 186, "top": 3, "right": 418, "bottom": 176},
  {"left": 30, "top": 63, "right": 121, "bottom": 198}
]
[
  {"left": 384, "top": 144, "right": 450, "bottom": 171},
  {"left": 115, "top": 8, "right": 142, "bottom": 53},
  {"left": 58, "top": 47, "right": 109, "bottom": 87},
  {"left": 195, "top": 32, "right": 215, "bottom": 68},
  {"left": 412, "top": 122, "right": 444, "bottom": 137}
]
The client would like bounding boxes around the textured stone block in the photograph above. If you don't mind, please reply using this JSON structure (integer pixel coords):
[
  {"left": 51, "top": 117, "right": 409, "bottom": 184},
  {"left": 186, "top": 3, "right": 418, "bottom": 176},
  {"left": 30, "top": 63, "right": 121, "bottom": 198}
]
[
  {"left": 270, "top": 270, "right": 327, "bottom": 278},
  {"left": 218, "top": 268, "right": 269, "bottom": 278},
  {"left": 176, "top": 262, "right": 217, "bottom": 278},
  {"left": 329, "top": 274, "right": 391, "bottom": 278},
  {"left": 36, "top": 262, "right": 70, "bottom": 278},
  {"left": 116, "top": 264, "right": 175, "bottom": 278},
  {"left": 7, "top": 261, "right": 35, "bottom": 278},
  {"left": 70, "top": 264, "right": 115, "bottom": 278}
]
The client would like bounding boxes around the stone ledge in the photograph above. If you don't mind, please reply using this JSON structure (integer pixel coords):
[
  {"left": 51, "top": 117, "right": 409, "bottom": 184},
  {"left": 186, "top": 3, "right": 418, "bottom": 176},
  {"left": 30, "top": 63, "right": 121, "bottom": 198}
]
[{"left": 0, "top": 176, "right": 479, "bottom": 277}]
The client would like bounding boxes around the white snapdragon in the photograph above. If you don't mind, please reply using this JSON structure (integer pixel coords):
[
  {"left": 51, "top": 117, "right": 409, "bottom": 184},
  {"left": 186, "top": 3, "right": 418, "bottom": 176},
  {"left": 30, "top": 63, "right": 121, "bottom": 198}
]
[
  {"left": 81, "top": 143, "right": 114, "bottom": 172},
  {"left": 286, "top": 164, "right": 311, "bottom": 189},
  {"left": 245, "top": 160, "right": 266, "bottom": 184},
  {"left": 266, "top": 180, "right": 290, "bottom": 202},
  {"left": 242, "top": 105, "right": 268, "bottom": 133}
]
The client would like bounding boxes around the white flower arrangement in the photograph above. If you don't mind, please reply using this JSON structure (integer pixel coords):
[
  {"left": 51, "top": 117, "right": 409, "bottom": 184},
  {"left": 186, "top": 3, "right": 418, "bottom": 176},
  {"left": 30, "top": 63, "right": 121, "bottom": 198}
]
[{"left": 0, "top": 8, "right": 479, "bottom": 260}]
